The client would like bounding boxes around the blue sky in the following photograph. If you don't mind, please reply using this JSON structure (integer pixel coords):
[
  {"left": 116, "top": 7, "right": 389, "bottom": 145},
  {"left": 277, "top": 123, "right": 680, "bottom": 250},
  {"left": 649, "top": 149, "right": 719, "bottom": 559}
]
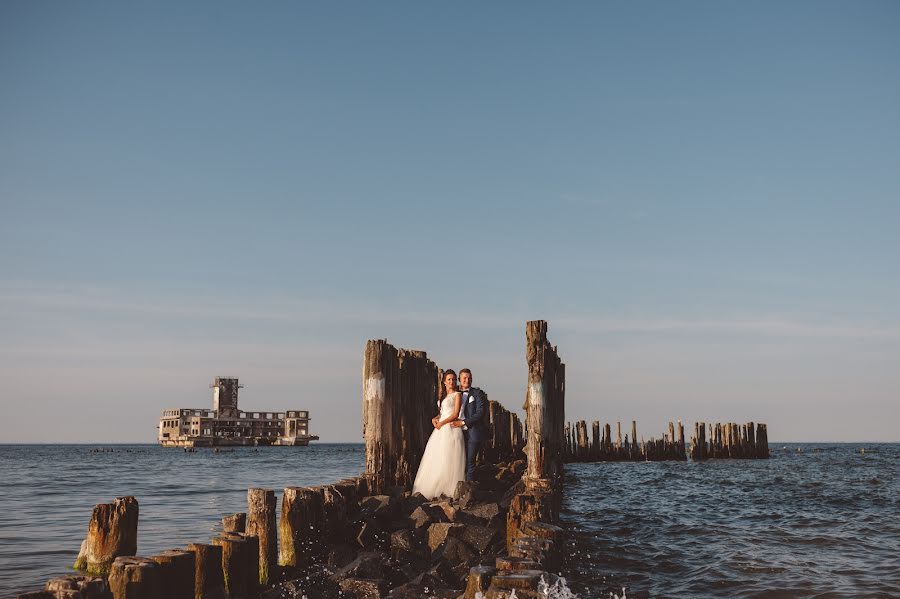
[{"left": 2, "top": 2, "right": 899, "bottom": 442}]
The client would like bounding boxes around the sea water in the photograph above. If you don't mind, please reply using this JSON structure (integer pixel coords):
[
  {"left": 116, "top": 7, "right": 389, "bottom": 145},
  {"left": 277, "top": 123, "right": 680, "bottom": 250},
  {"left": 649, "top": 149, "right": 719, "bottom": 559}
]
[{"left": 1, "top": 443, "right": 898, "bottom": 597}]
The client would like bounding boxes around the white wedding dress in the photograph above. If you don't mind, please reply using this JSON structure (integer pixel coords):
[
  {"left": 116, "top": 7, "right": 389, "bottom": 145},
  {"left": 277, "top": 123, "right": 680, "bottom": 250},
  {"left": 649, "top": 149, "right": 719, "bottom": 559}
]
[{"left": 412, "top": 392, "right": 466, "bottom": 499}]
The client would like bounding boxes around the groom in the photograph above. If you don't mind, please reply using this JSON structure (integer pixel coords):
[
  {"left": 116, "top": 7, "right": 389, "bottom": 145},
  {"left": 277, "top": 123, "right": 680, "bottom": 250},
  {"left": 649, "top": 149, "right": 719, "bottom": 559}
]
[{"left": 452, "top": 368, "right": 487, "bottom": 482}]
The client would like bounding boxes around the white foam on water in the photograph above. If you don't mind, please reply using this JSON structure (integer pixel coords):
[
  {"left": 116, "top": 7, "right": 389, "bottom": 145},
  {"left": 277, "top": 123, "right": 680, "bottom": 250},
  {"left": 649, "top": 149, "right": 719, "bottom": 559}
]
[{"left": 538, "top": 574, "right": 581, "bottom": 598}]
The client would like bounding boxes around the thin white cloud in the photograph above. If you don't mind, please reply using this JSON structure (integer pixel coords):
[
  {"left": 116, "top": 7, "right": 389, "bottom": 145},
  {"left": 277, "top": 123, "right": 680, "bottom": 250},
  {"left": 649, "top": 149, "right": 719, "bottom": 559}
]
[{"left": 2, "top": 282, "right": 899, "bottom": 341}]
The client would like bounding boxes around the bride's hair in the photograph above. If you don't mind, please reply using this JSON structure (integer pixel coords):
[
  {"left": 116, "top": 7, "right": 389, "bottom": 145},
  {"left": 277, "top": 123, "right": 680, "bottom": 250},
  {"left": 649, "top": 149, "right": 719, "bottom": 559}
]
[{"left": 438, "top": 369, "right": 457, "bottom": 404}]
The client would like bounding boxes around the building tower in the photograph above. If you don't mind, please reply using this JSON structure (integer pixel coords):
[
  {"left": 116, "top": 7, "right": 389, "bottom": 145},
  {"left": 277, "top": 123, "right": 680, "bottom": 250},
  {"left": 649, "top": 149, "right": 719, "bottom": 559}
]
[{"left": 211, "top": 377, "right": 242, "bottom": 419}]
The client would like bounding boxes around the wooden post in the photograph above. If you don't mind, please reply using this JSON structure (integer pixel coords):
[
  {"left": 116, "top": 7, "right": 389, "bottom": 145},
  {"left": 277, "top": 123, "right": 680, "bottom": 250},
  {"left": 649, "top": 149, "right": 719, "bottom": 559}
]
[
  {"left": 591, "top": 421, "right": 600, "bottom": 462},
  {"left": 363, "top": 339, "right": 397, "bottom": 494},
  {"left": 603, "top": 423, "right": 611, "bottom": 458},
  {"left": 212, "top": 533, "right": 249, "bottom": 599},
  {"left": 678, "top": 420, "right": 685, "bottom": 459},
  {"left": 363, "top": 341, "right": 439, "bottom": 493},
  {"left": 320, "top": 484, "right": 347, "bottom": 541},
  {"left": 150, "top": 550, "right": 194, "bottom": 599},
  {"left": 187, "top": 543, "right": 225, "bottom": 599},
  {"left": 73, "top": 496, "right": 139, "bottom": 575},
  {"left": 247, "top": 488, "right": 276, "bottom": 586},
  {"left": 576, "top": 421, "right": 589, "bottom": 462},
  {"left": 279, "top": 487, "right": 323, "bottom": 569},
  {"left": 222, "top": 513, "right": 245, "bottom": 533},
  {"left": 108, "top": 556, "right": 161, "bottom": 599},
  {"left": 506, "top": 491, "right": 554, "bottom": 553},
  {"left": 631, "top": 421, "right": 639, "bottom": 459},
  {"left": 524, "top": 321, "right": 565, "bottom": 484},
  {"left": 757, "top": 423, "right": 769, "bottom": 458}
]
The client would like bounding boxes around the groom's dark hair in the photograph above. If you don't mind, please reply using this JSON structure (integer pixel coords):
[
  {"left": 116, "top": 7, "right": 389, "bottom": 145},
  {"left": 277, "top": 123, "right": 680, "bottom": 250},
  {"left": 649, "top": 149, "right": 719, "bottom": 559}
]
[{"left": 459, "top": 368, "right": 472, "bottom": 377}]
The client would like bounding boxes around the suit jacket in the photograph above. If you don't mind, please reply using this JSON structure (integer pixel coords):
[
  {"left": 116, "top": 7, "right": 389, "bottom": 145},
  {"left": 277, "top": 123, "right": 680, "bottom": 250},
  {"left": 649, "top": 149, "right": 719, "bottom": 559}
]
[{"left": 460, "top": 387, "right": 488, "bottom": 443}]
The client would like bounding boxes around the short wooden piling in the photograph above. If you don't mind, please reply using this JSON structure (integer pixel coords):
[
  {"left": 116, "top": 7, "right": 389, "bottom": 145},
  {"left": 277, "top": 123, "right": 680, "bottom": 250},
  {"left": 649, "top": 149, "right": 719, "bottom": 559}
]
[
  {"left": 247, "top": 488, "right": 276, "bottom": 586},
  {"left": 73, "top": 496, "right": 139, "bottom": 575},
  {"left": 186, "top": 543, "right": 225, "bottom": 599},
  {"left": 279, "top": 487, "right": 324, "bottom": 569},
  {"left": 212, "top": 533, "right": 250, "bottom": 599},
  {"left": 108, "top": 556, "right": 161, "bottom": 599},
  {"left": 222, "top": 513, "right": 245, "bottom": 534},
  {"left": 463, "top": 565, "right": 496, "bottom": 599},
  {"left": 575, "top": 420, "right": 589, "bottom": 462},
  {"left": 149, "top": 550, "right": 194, "bottom": 599}
]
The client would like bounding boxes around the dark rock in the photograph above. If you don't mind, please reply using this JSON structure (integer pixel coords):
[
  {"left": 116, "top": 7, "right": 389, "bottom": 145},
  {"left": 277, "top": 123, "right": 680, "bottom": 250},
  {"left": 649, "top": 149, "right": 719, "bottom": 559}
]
[
  {"left": 459, "top": 525, "right": 499, "bottom": 553},
  {"left": 331, "top": 550, "right": 390, "bottom": 581},
  {"left": 360, "top": 495, "right": 396, "bottom": 519},
  {"left": 426, "top": 523, "right": 464, "bottom": 553},
  {"left": 454, "top": 481, "right": 477, "bottom": 509},
  {"left": 462, "top": 502, "right": 501, "bottom": 525},
  {"left": 391, "top": 549, "right": 428, "bottom": 582},
  {"left": 432, "top": 536, "right": 476, "bottom": 568},
  {"left": 499, "top": 479, "right": 525, "bottom": 510},
  {"left": 338, "top": 577, "right": 388, "bottom": 599},
  {"left": 44, "top": 575, "right": 112, "bottom": 599},
  {"left": 356, "top": 520, "right": 379, "bottom": 548},
  {"left": 390, "top": 530, "right": 420, "bottom": 554},
  {"left": 399, "top": 493, "right": 426, "bottom": 515},
  {"left": 384, "top": 485, "right": 406, "bottom": 499},
  {"left": 325, "top": 543, "right": 358, "bottom": 569},
  {"left": 413, "top": 560, "right": 458, "bottom": 589},
  {"left": 409, "top": 504, "right": 447, "bottom": 529},
  {"left": 386, "top": 582, "right": 429, "bottom": 598},
  {"left": 430, "top": 501, "right": 457, "bottom": 522},
  {"left": 387, "top": 582, "right": 459, "bottom": 599}
]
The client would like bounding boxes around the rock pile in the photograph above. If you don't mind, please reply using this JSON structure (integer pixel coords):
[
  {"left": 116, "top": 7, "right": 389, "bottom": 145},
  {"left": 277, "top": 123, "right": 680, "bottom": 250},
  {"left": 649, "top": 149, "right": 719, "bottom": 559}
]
[{"left": 264, "top": 458, "right": 527, "bottom": 598}]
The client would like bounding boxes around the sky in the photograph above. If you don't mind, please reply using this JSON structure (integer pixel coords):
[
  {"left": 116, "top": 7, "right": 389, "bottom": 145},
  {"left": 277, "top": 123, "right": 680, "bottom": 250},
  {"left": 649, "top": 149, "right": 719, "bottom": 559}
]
[{"left": 1, "top": 2, "right": 899, "bottom": 443}]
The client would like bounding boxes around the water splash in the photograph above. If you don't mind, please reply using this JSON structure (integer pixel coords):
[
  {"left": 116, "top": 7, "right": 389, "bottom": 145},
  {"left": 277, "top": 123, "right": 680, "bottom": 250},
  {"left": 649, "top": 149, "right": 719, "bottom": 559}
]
[{"left": 538, "top": 574, "right": 581, "bottom": 598}]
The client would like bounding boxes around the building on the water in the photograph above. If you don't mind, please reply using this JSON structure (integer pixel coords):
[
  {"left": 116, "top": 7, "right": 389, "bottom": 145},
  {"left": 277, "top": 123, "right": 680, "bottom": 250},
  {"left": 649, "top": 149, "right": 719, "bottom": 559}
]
[{"left": 158, "top": 377, "right": 318, "bottom": 447}]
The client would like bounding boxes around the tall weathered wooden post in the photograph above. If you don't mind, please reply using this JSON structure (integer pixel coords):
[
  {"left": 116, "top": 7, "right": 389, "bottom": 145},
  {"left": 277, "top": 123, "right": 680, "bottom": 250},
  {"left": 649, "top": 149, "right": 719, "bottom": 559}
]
[
  {"left": 363, "top": 340, "right": 440, "bottom": 494},
  {"left": 523, "top": 320, "right": 565, "bottom": 484},
  {"left": 363, "top": 339, "right": 398, "bottom": 494},
  {"left": 509, "top": 320, "right": 565, "bottom": 553}
]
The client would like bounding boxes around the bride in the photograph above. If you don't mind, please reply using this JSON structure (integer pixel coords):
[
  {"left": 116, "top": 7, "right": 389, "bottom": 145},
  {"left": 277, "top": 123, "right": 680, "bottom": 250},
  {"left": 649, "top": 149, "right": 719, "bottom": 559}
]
[{"left": 412, "top": 369, "right": 466, "bottom": 499}]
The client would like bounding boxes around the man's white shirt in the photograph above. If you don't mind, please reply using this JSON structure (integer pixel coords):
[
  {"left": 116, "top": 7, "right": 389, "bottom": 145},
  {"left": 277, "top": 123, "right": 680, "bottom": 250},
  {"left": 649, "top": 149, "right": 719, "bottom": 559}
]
[{"left": 458, "top": 390, "right": 469, "bottom": 430}]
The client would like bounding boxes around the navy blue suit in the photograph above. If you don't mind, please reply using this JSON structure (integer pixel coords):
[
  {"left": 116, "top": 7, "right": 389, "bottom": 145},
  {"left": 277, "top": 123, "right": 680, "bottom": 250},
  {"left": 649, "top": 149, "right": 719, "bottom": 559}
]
[{"left": 460, "top": 387, "right": 487, "bottom": 481}]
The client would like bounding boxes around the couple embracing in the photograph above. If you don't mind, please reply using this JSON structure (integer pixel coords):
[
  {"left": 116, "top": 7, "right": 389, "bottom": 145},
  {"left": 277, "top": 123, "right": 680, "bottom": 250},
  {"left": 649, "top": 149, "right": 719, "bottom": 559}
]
[{"left": 412, "top": 368, "right": 487, "bottom": 500}]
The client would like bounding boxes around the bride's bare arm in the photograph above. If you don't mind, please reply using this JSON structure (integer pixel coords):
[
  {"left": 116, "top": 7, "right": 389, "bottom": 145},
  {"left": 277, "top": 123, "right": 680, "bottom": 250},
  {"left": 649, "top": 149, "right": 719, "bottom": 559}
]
[{"left": 436, "top": 393, "right": 462, "bottom": 429}]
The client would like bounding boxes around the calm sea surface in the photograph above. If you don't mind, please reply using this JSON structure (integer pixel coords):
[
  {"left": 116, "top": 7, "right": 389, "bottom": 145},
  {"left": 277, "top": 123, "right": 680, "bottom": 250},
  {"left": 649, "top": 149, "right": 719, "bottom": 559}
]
[{"left": 1, "top": 443, "right": 898, "bottom": 598}]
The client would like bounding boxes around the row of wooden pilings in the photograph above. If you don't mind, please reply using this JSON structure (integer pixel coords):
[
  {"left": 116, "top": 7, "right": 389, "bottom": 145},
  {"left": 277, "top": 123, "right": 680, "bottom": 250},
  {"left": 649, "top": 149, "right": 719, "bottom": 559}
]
[
  {"left": 28, "top": 475, "right": 370, "bottom": 599},
  {"left": 690, "top": 421, "right": 769, "bottom": 460},
  {"left": 362, "top": 340, "right": 525, "bottom": 494},
  {"left": 565, "top": 420, "right": 687, "bottom": 462},
  {"left": 565, "top": 419, "right": 770, "bottom": 462},
  {"left": 25, "top": 330, "right": 538, "bottom": 599},
  {"left": 362, "top": 330, "right": 570, "bottom": 597}
]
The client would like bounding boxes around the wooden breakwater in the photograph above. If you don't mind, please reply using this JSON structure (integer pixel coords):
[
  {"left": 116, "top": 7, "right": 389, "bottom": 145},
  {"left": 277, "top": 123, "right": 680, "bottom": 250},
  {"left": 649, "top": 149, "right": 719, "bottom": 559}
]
[
  {"left": 690, "top": 422, "right": 769, "bottom": 460},
  {"left": 564, "top": 420, "right": 686, "bottom": 462},
  {"left": 18, "top": 320, "right": 770, "bottom": 599},
  {"left": 20, "top": 337, "right": 534, "bottom": 599},
  {"left": 564, "top": 419, "right": 769, "bottom": 462}
]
